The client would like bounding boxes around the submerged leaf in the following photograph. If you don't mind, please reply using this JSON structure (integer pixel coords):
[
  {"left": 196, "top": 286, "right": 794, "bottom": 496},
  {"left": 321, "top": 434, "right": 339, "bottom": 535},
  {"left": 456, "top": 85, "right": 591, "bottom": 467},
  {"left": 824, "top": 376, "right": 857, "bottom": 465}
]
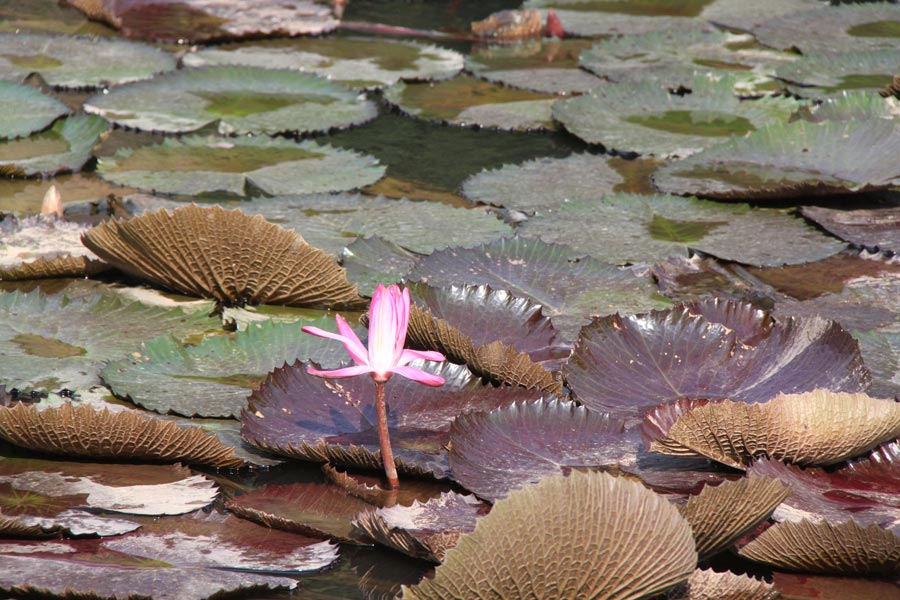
[{"left": 402, "top": 471, "right": 697, "bottom": 600}]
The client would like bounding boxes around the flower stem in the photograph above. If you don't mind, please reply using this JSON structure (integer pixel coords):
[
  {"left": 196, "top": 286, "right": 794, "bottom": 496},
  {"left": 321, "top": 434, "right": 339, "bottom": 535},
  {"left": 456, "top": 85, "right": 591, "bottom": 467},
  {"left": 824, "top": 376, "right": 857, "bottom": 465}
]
[{"left": 374, "top": 380, "right": 400, "bottom": 489}]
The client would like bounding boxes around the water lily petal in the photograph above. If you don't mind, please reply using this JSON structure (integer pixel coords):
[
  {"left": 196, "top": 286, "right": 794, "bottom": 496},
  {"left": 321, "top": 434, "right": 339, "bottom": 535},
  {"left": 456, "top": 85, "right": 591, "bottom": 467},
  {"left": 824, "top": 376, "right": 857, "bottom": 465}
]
[
  {"left": 307, "top": 365, "right": 374, "bottom": 379},
  {"left": 392, "top": 365, "right": 446, "bottom": 386},
  {"left": 301, "top": 322, "right": 369, "bottom": 366},
  {"left": 399, "top": 349, "right": 447, "bottom": 365},
  {"left": 334, "top": 314, "right": 370, "bottom": 366}
]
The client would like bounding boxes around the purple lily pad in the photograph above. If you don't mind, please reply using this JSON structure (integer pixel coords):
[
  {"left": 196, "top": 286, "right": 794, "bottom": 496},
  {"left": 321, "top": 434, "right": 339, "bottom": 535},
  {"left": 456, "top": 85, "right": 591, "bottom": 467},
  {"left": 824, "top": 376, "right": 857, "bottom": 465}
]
[
  {"left": 4, "top": 509, "right": 140, "bottom": 539},
  {"left": 448, "top": 399, "right": 638, "bottom": 502},
  {"left": 241, "top": 361, "right": 543, "bottom": 479},
  {"left": 565, "top": 299, "right": 870, "bottom": 421},
  {"left": 801, "top": 202, "right": 900, "bottom": 254}
]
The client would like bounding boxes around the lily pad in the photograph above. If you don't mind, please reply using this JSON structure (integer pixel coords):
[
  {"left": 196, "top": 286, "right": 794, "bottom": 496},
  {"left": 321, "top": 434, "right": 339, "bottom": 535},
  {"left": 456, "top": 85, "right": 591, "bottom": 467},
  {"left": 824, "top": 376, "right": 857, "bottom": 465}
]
[
  {"left": 409, "top": 237, "right": 669, "bottom": 340},
  {"left": 0, "top": 114, "right": 107, "bottom": 177},
  {"left": 517, "top": 192, "right": 846, "bottom": 267},
  {"left": 654, "top": 119, "right": 900, "bottom": 200},
  {"left": 0, "top": 214, "right": 104, "bottom": 281},
  {"left": 521, "top": 0, "right": 714, "bottom": 37},
  {"left": 341, "top": 236, "right": 420, "bottom": 296},
  {"left": 448, "top": 399, "right": 637, "bottom": 502},
  {"left": 565, "top": 299, "right": 870, "bottom": 421},
  {"left": 232, "top": 194, "right": 512, "bottom": 257},
  {"left": 402, "top": 471, "right": 697, "bottom": 600},
  {"left": 383, "top": 75, "right": 558, "bottom": 131},
  {"left": 465, "top": 39, "right": 603, "bottom": 94},
  {"left": 1, "top": 510, "right": 139, "bottom": 539},
  {"left": 801, "top": 203, "right": 900, "bottom": 253},
  {"left": 754, "top": 4, "right": 900, "bottom": 54},
  {"left": 183, "top": 37, "right": 463, "bottom": 89},
  {"left": 0, "top": 82, "right": 68, "bottom": 139},
  {"left": 0, "top": 289, "right": 218, "bottom": 392},
  {"left": 102, "top": 316, "right": 360, "bottom": 418},
  {"left": 669, "top": 569, "right": 780, "bottom": 600},
  {"left": 772, "top": 572, "right": 900, "bottom": 600},
  {"left": 855, "top": 328, "right": 900, "bottom": 399},
  {"left": 777, "top": 49, "right": 900, "bottom": 98},
  {"left": 0, "top": 32, "right": 174, "bottom": 87},
  {"left": 66, "top": 0, "right": 338, "bottom": 42},
  {"left": 553, "top": 74, "right": 800, "bottom": 157},
  {"left": 460, "top": 153, "right": 624, "bottom": 216},
  {"left": 241, "top": 361, "right": 543, "bottom": 479},
  {"left": 96, "top": 136, "right": 384, "bottom": 198},
  {"left": 81, "top": 204, "right": 364, "bottom": 309},
  {"left": 85, "top": 65, "right": 376, "bottom": 135}
]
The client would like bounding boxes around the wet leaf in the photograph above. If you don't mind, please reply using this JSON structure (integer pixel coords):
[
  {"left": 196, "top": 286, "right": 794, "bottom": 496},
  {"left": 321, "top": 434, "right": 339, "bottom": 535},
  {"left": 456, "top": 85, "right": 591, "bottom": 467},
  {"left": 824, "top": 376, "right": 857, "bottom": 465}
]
[
  {"left": 739, "top": 519, "right": 900, "bottom": 576},
  {"left": 0, "top": 509, "right": 139, "bottom": 539},
  {"left": 650, "top": 390, "right": 900, "bottom": 469},
  {"left": 184, "top": 37, "right": 463, "bottom": 89},
  {"left": 0, "top": 82, "right": 68, "bottom": 139},
  {"left": 402, "top": 471, "right": 697, "bottom": 600},
  {"left": 855, "top": 328, "right": 900, "bottom": 399},
  {"left": 0, "top": 214, "right": 105, "bottom": 281},
  {"left": 96, "top": 135, "right": 384, "bottom": 197},
  {"left": 668, "top": 569, "right": 779, "bottom": 600},
  {"left": 341, "top": 236, "right": 420, "bottom": 296},
  {"left": 241, "top": 361, "right": 543, "bottom": 479},
  {"left": 517, "top": 193, "right": 845, "bottom": 268},
  {"left": 85, "top": 65, "right": 376, "bottom": 135},
  {"left": 755, "top": 4, "right": 900, "bottom": 54},
  {"left": 0, "top": 114, "right": 107, "bottom": 177},
  {"left": 384, "top": 75, "right": 558, "bottom": 131},
  {"left": 102, "top": 316, "right": 359, "bottom": 418},
  {"left": 0, "top": 32, "right": 174, "bottom": 87},
  {"left": 566, "top": 299, "right": 868, "bottom": 421},
  {"left": 0, "top": 289, "right": 217, "bottom": 391},
  {"left": 801, "top": 203, "right": 900, "bottom": 254},
  {"left": 777, "top": 49, "right": 900, "bottom": 98},
  {"left": 553, "top": 74, "right": 799, "bottom": 157},
  {"left": 448, "top": 399, "right": 637, "bottom": 502},
  {"left": 521, "top": 0, "right": 714, "bottom": 37},
  {"left": 81, "top": 204, "right": 364, "bottom": 309}
]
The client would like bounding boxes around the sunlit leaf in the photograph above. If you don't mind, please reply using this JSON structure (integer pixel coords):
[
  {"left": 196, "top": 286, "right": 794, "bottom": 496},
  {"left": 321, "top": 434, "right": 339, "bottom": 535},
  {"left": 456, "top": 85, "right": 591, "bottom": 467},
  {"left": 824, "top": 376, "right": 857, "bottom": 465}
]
[
  {"left": 755, "top": 4, "right": 900, "bottom": 54},
  {"left": 0, "top": 82, "right": 68, "bottom": 139},
  {"left": 0, "top": 114, "right": 107, "bottom": 177}
]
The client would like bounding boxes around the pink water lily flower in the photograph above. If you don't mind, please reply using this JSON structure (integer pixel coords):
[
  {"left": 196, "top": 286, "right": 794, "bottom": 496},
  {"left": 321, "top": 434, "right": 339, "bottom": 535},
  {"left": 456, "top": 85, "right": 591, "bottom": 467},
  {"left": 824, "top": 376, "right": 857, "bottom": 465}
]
[{"left": 302, "top": 283, "right": 446, "bottom": 385}]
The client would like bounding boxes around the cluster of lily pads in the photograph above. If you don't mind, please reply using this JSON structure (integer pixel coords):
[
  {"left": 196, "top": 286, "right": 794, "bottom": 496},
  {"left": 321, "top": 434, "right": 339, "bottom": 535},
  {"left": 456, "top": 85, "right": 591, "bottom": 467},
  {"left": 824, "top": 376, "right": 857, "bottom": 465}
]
[{"left": 0, "top": 0, "right": 899, "bottom": 599}]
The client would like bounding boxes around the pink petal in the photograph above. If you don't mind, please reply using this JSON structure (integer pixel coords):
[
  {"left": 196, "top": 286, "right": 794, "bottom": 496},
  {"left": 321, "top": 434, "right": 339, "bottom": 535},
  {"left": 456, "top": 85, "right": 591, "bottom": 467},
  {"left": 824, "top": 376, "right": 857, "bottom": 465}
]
[
  {"left": 392, "top": 365, "right": 445, "bottom": 386},
  {"left": 334, "top": 314, "right": 369, "bottom": 365},
  {"left": 307, "top": 365, "right": 374, "bottom": 379},
  {"left": 399, "top": 349, "right": 446, "bottom": 365}
]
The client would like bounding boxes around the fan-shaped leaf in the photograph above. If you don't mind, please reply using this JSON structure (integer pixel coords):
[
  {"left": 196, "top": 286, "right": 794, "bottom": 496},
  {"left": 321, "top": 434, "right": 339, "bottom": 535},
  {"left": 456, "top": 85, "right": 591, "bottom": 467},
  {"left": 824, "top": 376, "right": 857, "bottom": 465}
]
[{"left": 668, "top": 569, "right": 779, "bottom": 600}]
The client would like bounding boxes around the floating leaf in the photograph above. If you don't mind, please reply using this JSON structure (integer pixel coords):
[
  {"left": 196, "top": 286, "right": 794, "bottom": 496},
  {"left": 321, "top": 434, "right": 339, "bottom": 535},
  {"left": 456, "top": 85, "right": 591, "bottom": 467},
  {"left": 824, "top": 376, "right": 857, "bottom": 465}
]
[
  {"left": 96, "top": 135, "right": 384, "bottom": 197},
  {"left": 566, "top": 299, "right": 869, "bottom": 421},
  {"left": 518, "top": 192, "right": 846, "bottom": 268},
  {"left": 520, "top": 0, "right": 713, "bottom": 37},
  {"left": 384, "top": 75, "right": 557, "bottom": 131},
  {"left": 0, "top": 82, "right": 68, "bottom": 139},
  {"left": 777, "top": 49, "right": 900, "bottom": 97},
  {"left": 668, "top": 569, "right": 779, "bottom": 600},
  {"left": 654, "top": 119, "right": 900, "bottom": 200},
  {"left": 460, "top": 153, "right": 624, "bottom": 216},
  {"left": 402, "top": 471, "right": 697, "bottom": 600},
  {"left": 0, "top": 402, "right": 245, "bottom": 468},
  {"left": 102, "top": 316, "right": 358, "bottom": 418},
  {"left": 81, "top": 204, "right": 364, "bottom": 309},
  {"left": 801, "top": 203, "right": 900, "bottom": 254},
  {"left": 448, "top": 399, "right": 636, "bottom": 502},
  {"left": 755, "top": 4, "right": 900, "bottom": 54},
  {"left": 0, "top": 114, "right": 107, "bottom": 177},
  {"left": 466, "top": 39, "right": 603, "bottom": 94},
  {"left": 351, "top": 491, "right": 486, "bottom": 563},
  {"left": 680, "top": 476, "right": 790, "bottom": 559},
  {"left": 341, "top": 236, "right": 419, "bottom": 296},
  {"left": 406, "top": 283, "right": 564, "bottom": 393},
  {"left": 184, "top": 37, "right": 463, "bottom": 89},
  {"left": 409, "top": 237, "right": 668, "bottom": 340},
  {"left": 85, "top": 65, "right": 376, "bottom": 135},
  {"left": 66, "top": 0, "right": 338, "bottom": 42},
  {"left": 0, "top": 509, "right": 139, "bottom": 539},
  {"left": 855, "top": 328, "right": 900, "bottom": 399},
  {"left": 553, "top": 74, "right": 799, "bottom": 157},
  {"left": 0, "top": 289, "right": 217, "bottom": 391},
  {"left": 772, "top": 571, "right": 900, "bottom": 599},
  {"left": 0, "top": 215, "right": 104, "bottom": 281},
  {"left": 241, "top": 361, "right": 542, "bottom": 479},
  {"left": 650, "top": 390, "right": 900, "bottom": 469},
  {"left": 739, "top": 519, "right": 900, "bottom": 576}
]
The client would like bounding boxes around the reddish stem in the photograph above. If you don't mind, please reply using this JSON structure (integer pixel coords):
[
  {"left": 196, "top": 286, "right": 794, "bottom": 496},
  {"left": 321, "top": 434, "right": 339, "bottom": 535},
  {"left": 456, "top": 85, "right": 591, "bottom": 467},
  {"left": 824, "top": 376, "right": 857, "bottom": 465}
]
[{"left": 374, "top": 380, "right": 400, "bottom": 489}]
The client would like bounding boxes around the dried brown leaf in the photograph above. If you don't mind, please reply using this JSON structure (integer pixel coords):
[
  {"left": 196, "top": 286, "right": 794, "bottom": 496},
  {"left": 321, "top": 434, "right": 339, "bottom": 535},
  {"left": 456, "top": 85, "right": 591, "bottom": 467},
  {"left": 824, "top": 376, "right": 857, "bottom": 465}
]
[
  {"left": 668, "top": 569, "right": 780, "bottom": 600},
  {"left": 0, "top": 256, "right": 109, "bottom": 281}
]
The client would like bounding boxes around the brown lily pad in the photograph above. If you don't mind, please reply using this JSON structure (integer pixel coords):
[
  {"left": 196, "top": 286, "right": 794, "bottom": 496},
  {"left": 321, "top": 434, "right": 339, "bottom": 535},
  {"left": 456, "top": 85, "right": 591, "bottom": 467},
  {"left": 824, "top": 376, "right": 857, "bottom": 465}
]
[
  {"left": 650, "top": 390, "right": 900, "bottom": 469},
  {"left": 669, "top": 569, "right": 779, "bottom": 600},
  {"left": 739, "top": 519, "right": 900, "bottom": 576},
  {"left": 772, "top": 572, "right": 900, "bottom": 600},
  {"left": 801, "top": 203, "right": 900, "bottom": 254},
  {"left": 401, "top": 471, "right": 697, "bottom": 600},
  {"left": 81, "top": 204, "right": 363, "bottom": 309}
]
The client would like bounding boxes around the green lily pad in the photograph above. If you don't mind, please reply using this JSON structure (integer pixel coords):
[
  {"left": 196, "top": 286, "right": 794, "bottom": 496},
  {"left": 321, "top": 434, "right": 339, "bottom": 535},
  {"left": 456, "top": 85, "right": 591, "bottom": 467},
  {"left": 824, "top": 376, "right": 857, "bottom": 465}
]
[
  {"left": 518, "top": 193, "right": 846, "bottom": 267},
  {"left": 553, "top": 74, "right": 800, "bottom": 157},
  {"left": 653, "top": 119, "right": 900, "bottom": 199},
  {"left": 803, "top": 92, "right": 900, "bottom": 122},
  {"left": 340, "top": 236, "right": 420, "bottom": 296},
  {"left": 96, "top": 136, "right": 384, "bottom": 198},
  {"left": 0, "top": 82, "right": 67, "bottom": 139},
  {"left": 776, "top": 49, "right": 900, "bottom": 98},
  {"left": 0, "top": 33, "right": 174, "bottom": 88},
  {"left": 102, "top": 316, "right": 362, "bottom": 419},
  {"left": 579, "top": 28, "right": 794, "bottom": 92},
  {"left": 465, "top": 39, "right": 603, "bottom": 94},
  {"left": 461, "top": 153, "right": 624, "bottom": 216},
  {"left": 0, "top": 114, "right": 107, "bottom": 177},
  {"left": 698, "top": 0, "right": 822, "bottom": 31},
  {"left": 383, "top": 75, "right": 558, "bottom": 131},
  {"left": 0, "top": 289, "right": 219, "bottom": 392},
  {"left": 183, "top": 37, "right": 463, "bottom": 90},
  {"left": 234, "top": 194, "right": 512, "bottom": 257},
  {"left": 84, "top": 65, "right": 377, "bottom": 135},
  {"left": 521, "top": 0, "right": 713, "bottom": 37},
  {"left": 755, "top": 4, "right": 900, "bottom": 54},
  {"left": 409, "top": 237, "right": 669, "bottom": 340}
]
